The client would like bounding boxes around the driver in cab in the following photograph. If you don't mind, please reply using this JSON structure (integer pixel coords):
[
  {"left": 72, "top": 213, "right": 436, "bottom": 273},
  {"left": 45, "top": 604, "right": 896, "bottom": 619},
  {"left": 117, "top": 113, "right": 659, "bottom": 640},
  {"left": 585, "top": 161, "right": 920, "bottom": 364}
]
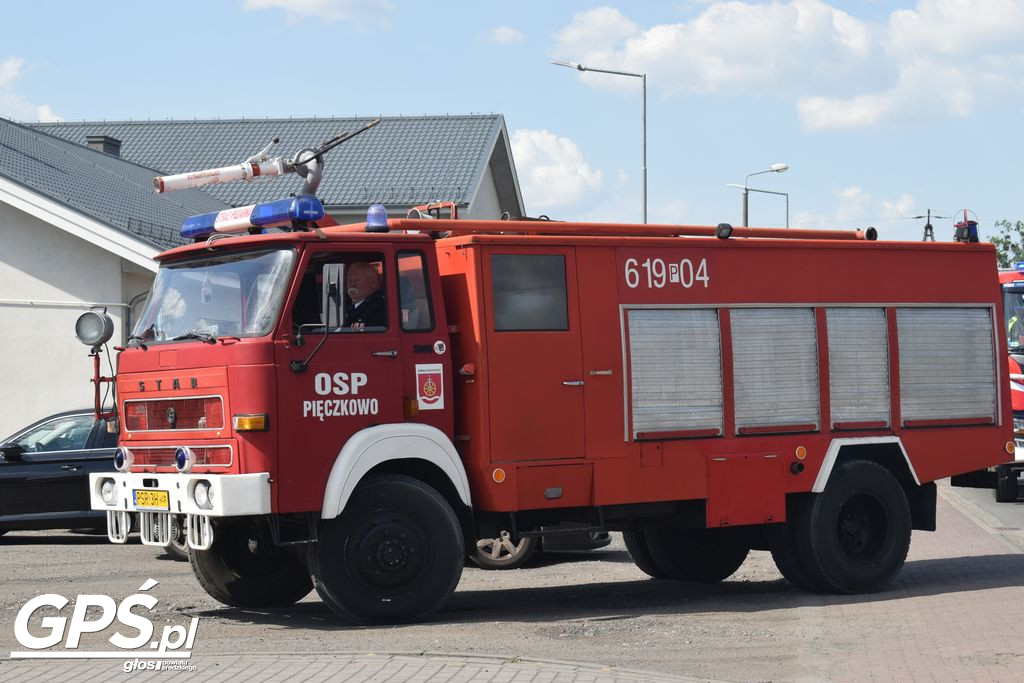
[{"left": 346, "top": 262, "right": 386, "bottom": 330}]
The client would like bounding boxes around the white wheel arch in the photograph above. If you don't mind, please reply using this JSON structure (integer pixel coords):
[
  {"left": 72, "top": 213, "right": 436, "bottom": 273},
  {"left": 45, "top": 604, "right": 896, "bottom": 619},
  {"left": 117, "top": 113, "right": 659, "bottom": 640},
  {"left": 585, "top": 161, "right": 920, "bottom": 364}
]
[
  {"left": 320, "top": 423, "right": 471, "bottom": 519},
  {"left": 812, "top": 436, "right": 921, "bottom": 493}
]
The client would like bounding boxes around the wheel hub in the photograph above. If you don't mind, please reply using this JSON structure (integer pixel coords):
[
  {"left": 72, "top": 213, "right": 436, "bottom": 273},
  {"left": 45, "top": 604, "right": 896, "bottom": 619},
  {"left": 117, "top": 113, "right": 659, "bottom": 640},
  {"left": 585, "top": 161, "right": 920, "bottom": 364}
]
[
  {"left": 352, "top": 518, "right": 423, "bottom": 590},
  {"left": 836, "top": 494, "right": 889, "bottom": 565}
]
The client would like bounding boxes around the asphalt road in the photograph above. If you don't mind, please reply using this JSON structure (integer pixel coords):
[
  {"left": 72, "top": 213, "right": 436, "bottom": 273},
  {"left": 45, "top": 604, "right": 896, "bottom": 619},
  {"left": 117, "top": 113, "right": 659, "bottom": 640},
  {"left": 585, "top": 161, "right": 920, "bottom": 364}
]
[{"left": 2, "top": 481, "right": 1023, "bottom": 681}]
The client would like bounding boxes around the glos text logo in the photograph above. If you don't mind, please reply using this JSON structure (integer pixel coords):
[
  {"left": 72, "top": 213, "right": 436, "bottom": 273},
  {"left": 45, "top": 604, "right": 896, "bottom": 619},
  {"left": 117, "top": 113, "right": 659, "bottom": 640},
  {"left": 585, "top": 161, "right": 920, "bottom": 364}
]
[{"left": 10, "top": 579, "right": 198, "bottom": 660}]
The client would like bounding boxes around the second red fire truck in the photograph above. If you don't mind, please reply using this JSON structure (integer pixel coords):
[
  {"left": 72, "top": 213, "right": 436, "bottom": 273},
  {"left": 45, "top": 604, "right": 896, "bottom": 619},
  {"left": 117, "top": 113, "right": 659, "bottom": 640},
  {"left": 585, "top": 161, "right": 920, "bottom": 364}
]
[{"left": 77, "top": 131, "right": 1013, "bottom": 623}]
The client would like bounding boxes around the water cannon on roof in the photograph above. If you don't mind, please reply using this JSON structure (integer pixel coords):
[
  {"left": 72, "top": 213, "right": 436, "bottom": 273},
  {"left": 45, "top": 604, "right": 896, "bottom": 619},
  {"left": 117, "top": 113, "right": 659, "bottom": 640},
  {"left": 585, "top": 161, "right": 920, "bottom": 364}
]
[{"left": 156, "top": 118, "right": 381, "bottom": 240}]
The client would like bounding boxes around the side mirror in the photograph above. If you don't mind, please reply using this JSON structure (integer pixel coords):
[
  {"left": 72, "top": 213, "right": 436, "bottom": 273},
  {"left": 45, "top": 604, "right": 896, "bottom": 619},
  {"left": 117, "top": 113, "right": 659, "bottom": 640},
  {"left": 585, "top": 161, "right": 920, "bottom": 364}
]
[
  {"left": 322, "top": 263, "right": 345, "bottom": 330},
  {"left": 0, "top": 442, "right": 25, "bottom": 461}
]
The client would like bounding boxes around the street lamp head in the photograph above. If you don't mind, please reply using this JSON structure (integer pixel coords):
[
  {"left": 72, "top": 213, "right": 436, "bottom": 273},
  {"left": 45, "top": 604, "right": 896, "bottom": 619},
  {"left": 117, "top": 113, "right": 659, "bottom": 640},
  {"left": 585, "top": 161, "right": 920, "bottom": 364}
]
[
  {"left": 551, "top": 61, "right": 585, "bottom": 71},
  {"left": 770, "top": 163, "right": 789, "bottom": 173}
]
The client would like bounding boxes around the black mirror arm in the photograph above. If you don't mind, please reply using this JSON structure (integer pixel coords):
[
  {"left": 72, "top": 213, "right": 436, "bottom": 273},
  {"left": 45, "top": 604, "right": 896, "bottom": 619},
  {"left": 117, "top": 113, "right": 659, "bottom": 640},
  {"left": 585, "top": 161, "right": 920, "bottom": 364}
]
[{"left": 291, "top": 326, "right": 330, "bottom": 373}]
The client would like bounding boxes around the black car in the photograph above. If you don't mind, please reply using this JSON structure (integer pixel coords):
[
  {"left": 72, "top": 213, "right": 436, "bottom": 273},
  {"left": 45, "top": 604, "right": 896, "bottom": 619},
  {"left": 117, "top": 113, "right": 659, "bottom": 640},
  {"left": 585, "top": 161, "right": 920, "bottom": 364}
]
[{"left": 0, "top": 409, "right": 116, "bottom": 534}]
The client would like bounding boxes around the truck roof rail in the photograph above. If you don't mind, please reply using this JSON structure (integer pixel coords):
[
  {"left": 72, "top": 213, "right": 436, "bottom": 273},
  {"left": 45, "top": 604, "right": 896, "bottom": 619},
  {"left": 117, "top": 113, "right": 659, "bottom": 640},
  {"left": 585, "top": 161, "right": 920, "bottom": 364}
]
[{"left": 383, "top": 219, "right": 877, "bottom": 242}]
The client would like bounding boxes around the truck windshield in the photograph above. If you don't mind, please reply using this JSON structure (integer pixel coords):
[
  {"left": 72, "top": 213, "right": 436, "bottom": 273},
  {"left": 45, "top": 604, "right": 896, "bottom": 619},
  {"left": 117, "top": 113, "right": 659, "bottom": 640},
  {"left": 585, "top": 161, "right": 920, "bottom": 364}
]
[
  {"left": 1005, "top": 285, "right": 1024, "bottom": 352},
  {"left": 132, "top": 248, "right": 295, "bottom": 343}
]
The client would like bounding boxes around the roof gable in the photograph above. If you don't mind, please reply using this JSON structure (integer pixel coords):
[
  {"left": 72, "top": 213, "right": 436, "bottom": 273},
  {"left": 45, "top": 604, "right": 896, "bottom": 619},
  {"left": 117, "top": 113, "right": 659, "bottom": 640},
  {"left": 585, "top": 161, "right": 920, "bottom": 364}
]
[{"left": 34, "top": 115, "right": 520, "bottom": 213}]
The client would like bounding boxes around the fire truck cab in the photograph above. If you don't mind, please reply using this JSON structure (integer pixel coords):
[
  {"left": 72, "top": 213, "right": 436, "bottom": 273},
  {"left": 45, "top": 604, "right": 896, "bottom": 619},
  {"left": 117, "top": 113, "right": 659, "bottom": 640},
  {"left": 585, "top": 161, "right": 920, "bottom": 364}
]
[{"left": 78, "top": 139, "right": 1014, "bottom": 624}]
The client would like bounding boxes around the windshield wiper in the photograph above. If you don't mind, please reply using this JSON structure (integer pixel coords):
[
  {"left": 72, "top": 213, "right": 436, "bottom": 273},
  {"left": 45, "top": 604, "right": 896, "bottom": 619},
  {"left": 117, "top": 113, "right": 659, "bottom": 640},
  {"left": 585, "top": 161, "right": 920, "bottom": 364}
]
[
  {"left": 127, "top": 324, "right": 155, "bottom": 350},
  {"left": 170, "top": 331, "right": 217, "bottom": 344}
]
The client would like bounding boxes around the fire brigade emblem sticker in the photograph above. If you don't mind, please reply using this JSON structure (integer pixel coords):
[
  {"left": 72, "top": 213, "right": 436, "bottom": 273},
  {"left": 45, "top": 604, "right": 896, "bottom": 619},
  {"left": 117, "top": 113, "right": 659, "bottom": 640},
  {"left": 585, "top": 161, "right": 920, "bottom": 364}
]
[{"left": 416, "top": 363, "right": 444, "bottom": 410}]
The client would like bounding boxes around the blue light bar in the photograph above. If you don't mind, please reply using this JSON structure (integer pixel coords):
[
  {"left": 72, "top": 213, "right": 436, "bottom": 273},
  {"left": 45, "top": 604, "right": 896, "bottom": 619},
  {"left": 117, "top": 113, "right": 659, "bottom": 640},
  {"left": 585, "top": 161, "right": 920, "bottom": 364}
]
[{"left": 181, "top": 195, "right": 326, "bottom": 239}]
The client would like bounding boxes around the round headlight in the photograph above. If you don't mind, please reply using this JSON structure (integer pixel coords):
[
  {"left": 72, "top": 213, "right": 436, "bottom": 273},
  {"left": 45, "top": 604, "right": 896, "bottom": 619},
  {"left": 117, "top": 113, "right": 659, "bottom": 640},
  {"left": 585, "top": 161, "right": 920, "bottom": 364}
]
[
  {"left": 194, "top": 481, "right": 210, "bottom": 509},
  {"left": 113, "top": 447, "right": 133, "bottom": 472},
  {"left": 100, "top": 478, "right": 117, "bottom": 505},
  {"left": 174, "top": 446, "right": 195, "bottom": 473},
  {"left": 75, "top": 311, "right": 115, "bottom": 348}
]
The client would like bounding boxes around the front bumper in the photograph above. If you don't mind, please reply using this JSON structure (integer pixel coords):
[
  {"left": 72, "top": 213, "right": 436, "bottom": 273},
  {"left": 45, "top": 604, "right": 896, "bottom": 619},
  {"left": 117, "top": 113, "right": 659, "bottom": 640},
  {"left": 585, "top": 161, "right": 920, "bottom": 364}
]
[
  {"left": 89, "top": 471, "right": 271, "bottom": 550},
  {"left": 89, "top": 471, "right": 271, "bottom": 516}
]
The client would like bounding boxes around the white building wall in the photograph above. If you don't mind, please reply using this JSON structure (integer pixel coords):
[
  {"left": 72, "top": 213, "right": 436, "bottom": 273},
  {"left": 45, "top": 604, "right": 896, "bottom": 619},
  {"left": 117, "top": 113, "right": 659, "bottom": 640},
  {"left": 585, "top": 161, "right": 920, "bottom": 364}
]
[{"left": 0, "top": 202, "right": 139, "bottom": 438}]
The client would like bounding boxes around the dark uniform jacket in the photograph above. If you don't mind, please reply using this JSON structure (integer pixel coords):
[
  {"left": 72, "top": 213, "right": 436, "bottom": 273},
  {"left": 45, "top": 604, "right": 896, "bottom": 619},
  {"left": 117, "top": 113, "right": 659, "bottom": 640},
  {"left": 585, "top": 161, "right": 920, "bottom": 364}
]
[{"left": 346, "top": 290, "right": 386, "bottom": 328}]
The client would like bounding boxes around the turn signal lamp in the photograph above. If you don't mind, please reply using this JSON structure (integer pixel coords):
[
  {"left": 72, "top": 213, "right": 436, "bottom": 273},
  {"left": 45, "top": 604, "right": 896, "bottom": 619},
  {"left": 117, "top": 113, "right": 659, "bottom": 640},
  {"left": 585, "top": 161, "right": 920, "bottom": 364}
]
[
  {"left": 232, "top": 414, "right": 268, "bottom": 431},
  {"left": 181, "top": 195, "right": 326, "bottom": 239}
]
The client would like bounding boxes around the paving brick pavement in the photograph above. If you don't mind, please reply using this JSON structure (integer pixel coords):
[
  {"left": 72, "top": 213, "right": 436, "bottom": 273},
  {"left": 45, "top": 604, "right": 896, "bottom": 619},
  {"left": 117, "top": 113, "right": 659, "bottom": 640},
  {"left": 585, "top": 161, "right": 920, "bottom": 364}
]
[{"left": 0, "top": 652, "right": 704, "bottom": 682}]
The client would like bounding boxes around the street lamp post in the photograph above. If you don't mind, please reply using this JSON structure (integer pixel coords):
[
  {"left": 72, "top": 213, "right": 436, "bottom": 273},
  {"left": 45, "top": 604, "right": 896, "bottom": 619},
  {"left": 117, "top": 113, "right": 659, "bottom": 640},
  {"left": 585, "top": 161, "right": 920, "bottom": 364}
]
[
  {"left": 734, "top": 163, "right": 788, "bottom": 227},
  {"left": 726, "top": 184, "right": 790, "bottom": 227},
  {"left": 552, "top": 61, "right": 647, "bottom": 223}
]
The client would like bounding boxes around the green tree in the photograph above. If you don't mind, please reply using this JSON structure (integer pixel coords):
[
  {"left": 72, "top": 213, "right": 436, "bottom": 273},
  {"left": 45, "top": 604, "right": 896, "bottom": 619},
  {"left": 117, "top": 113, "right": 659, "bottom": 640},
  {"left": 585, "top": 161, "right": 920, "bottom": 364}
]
[{"left": 991, "top": 219, "right": 1024, "bottom": 268}]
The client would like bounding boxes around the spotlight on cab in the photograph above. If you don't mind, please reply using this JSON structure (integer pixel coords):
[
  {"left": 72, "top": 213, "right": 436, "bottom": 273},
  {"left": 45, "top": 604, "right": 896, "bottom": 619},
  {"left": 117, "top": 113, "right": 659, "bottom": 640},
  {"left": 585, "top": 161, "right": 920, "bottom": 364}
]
[{"left": 75, "top": 310, "right": 115, "bottom": 351}]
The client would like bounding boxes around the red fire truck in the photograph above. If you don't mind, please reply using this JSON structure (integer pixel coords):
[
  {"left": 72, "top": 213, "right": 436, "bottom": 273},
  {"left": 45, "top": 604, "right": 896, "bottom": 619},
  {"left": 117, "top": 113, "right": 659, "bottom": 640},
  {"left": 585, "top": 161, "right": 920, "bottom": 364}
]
[
  {"left": 76, "top": 135, "right": 1013, "bottom": 624},
  {"left": 988, "top": 269, "right": 1024, "bottom": 500}
]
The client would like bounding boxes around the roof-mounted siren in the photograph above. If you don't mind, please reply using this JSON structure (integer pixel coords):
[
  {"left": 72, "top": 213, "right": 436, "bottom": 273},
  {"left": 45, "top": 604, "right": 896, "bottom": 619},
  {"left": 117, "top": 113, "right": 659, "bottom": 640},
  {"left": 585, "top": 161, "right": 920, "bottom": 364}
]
[
  {"left": 953, "top": 209, "right": 979, "bottom": 243},
  {"left": 153, "top": 118, "right": 382, "bottom": 240}
]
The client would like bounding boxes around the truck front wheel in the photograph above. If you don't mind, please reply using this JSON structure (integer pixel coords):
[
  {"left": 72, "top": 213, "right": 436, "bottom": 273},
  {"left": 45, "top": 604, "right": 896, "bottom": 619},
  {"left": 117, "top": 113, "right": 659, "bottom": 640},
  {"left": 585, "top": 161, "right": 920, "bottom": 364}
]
[
  {"left": 311, "top": 474, "right": 464, "bottom": 624},
  {"left": 190, "top": 519, "right": 313, "bottom": 607},
  {"left": 793, "top": 460, "right": 911, "bottom": 593}
]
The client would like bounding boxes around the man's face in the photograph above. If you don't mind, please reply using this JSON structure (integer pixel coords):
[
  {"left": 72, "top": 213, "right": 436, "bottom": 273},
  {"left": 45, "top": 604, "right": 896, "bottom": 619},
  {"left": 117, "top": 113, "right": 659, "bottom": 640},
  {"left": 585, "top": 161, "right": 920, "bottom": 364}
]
[{"left": 347, "top": 267, "right": 379, "bottom": 301}]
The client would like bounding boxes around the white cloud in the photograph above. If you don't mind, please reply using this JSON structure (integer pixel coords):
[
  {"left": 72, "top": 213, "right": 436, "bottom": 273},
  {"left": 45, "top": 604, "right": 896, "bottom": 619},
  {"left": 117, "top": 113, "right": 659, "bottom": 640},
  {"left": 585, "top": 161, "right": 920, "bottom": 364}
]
[
  {"left": 243, "top": 0, "right": 393, "bottom": 27},
  {"left": 487, "top": 27, "right": 524, "bottom": 45},
  {"left": 511, "top": 129, "right": 603, "bottom": 211},
  {"left": 0, "top": 56, "right": 62, "bottom": 122},
  {"left": 793, "top": 186, "right": 921, "bottom": 239},
  {"left": 550, "top": 1, "right": 1024, "bottom": 129},
  {"left": 0, "top": 57, "right": 23, "bottom": 88}
]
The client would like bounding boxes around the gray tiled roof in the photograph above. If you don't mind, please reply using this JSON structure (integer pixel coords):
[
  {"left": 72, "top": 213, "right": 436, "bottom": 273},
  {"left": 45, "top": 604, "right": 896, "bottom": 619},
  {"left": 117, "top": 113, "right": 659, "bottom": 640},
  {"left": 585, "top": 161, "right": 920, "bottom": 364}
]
[
  {"left": 34, "top": 115, "right": 506, "bottom": 210},
  {"left": 0, "top": 117, "right": 230, "bottom": 250}
]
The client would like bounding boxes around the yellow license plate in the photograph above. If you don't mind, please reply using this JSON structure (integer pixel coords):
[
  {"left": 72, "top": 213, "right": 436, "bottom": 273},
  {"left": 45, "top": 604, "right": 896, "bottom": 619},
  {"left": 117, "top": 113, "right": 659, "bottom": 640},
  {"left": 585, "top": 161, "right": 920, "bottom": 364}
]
[{"left": 134, "top": 489, "right": 169, "bottom": 510}]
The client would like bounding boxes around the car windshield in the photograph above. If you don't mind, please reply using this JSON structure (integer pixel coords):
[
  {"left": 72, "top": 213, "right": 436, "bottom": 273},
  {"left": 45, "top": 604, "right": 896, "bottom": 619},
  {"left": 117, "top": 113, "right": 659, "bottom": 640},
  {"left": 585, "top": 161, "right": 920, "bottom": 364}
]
[
  {"left": 1004, "top": 285, "right": 1024, "bottom": 352},
  {"left": 132, "top": 248, "right": 295, "bottom": 343}
]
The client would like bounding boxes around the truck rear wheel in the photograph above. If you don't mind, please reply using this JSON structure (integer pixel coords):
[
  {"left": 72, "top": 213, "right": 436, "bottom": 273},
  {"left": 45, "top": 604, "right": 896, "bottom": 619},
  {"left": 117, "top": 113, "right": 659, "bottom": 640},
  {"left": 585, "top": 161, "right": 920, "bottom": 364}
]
[
  {"left": 793, "top": 460, "right": 911, "bottom": 593},
  {"left": 190, "top": 520, "right": 312, "bottom": 607},
  {"left": 643, "top": 527, "right": 749, "bottom": 583},
  {"left": 622, "top": 529, "right": 668, "bottom": 579},
  {"left": 312, "top": 474, "right": 464, "bottom": 624},
  {"left": 995, "top": 465, "right": 1019, "bottom": 502},
  {"left": 766, "top": 503, "right": 825, "bottom": 592}
]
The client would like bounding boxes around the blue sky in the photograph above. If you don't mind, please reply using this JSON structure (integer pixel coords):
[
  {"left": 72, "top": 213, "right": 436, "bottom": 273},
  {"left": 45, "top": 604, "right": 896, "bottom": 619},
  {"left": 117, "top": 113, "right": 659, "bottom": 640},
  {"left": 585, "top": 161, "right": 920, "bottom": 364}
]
[{"left": 2, "top": 0, "right": 1021, "bottom": 241}]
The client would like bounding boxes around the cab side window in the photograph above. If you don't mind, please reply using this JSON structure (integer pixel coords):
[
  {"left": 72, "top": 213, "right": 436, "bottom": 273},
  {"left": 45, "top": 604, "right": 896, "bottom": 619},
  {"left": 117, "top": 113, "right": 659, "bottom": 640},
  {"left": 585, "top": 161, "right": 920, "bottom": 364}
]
[
  {"left": 292, "top": 252, "right": 388, "bottom": 332},
  {"left": 397, "top": 251, "right": 434, "bottom": 332}
]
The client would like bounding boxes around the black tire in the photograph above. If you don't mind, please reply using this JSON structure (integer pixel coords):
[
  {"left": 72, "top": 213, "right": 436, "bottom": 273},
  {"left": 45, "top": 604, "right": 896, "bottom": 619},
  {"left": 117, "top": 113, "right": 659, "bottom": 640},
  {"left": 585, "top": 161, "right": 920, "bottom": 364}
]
[
  {"left": 766, "top": 497, "right": 825, "bottom": 592},
  {"left": 644, "top": 527, "right": 749, "bottom": 583},
  {"left": 622, "top": 529, "right": 669, "bottom": 579},
  {"left": 163, "top": 515, "right": 189, "bottom": 562},
  {"left": 995, "top": 465, "right": 1019, "bottom": 503},
  {"left": 311, "top": 474, "right": 464, "bottom": 624},
  {"left": 793, "top": 460, "right": 911, "bottom": 594},
  {"left": 190, "top": 519, "right": 313, "bottom": 608},
  {"left": 472, "top": 531, "right": 538, "bottom": 569}
]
